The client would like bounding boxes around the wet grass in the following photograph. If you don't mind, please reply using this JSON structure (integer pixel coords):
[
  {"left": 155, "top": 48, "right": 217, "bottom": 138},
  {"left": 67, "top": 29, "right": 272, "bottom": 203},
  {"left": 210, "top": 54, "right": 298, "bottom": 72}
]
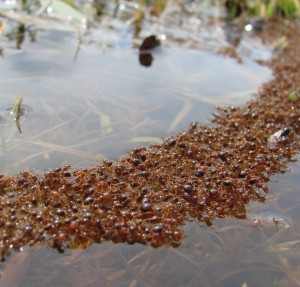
[{"left": 223, "top": 0, "right": 300, "bottom": 19}]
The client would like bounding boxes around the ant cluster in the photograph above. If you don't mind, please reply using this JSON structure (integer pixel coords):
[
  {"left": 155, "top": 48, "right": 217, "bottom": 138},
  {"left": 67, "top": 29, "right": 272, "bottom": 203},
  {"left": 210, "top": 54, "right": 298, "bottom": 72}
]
[{"left": 0, "top": 23, "right": 300, "bottom": 260}]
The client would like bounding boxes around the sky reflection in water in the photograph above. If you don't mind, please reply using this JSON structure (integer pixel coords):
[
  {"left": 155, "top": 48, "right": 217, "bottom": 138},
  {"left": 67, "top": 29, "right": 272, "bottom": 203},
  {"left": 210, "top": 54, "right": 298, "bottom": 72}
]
[{"left": 0, "top": 29, "right": 271, "bottom": 174}]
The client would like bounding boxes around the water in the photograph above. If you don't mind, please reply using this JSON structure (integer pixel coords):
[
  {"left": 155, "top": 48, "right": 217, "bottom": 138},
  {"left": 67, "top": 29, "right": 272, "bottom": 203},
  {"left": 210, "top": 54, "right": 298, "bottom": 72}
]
[
  {"left": 2, "top": 4, "right": 300, "bottom": 287},
  {"left": 0, "top": 28, "right": 270, "bottom": 174}
]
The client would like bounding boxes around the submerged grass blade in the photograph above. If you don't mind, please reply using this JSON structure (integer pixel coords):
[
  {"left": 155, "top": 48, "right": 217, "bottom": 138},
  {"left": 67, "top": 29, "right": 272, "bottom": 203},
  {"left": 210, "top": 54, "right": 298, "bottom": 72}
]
[
  {"left": 266, "top": 240, "right": 300, "bottom": 252},
  {"left": 11, "top": 92, "right": 23, "bottom": 121},
  {"left": 11, "top": 91, "right": 24, "bottom": 133},
  {"left": 168, "top": 100, "right": 194, "bottom": 132},
  {"left": 130, "top": 137, "right": 163, "bottom": 144},
  {"left": 73, "top": 26, "right": 82, "bottom": 61}
]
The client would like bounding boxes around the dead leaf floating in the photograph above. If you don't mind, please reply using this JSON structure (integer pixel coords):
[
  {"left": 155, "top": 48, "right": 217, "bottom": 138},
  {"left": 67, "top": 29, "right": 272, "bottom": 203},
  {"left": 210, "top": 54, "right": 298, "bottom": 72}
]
[{"left": 139, "top": 35, "right": 160, "bottom": 51}]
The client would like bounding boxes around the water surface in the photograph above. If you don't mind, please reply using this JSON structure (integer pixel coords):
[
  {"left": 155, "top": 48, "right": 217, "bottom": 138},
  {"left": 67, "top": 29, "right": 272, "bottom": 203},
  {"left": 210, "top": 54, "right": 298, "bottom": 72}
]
[{"left": 0, "top": 28, "right": 270, "bottom": 174}]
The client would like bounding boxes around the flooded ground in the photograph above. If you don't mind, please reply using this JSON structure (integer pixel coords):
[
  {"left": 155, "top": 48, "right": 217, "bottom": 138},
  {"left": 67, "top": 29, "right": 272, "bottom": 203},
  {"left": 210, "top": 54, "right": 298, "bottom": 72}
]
[
  {"left": 1, "top": 2, "right": 300, "bottom": 287},
  {"left": 0, "top": 27, "right": 270, "bottom": 174}
]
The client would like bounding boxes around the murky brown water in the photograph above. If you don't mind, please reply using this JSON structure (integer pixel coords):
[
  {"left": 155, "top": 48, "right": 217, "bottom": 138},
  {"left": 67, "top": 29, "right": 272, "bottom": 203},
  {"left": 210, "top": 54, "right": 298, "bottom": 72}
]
[{"left": 1, "top": 3, "right": 300, "bottom": 287}]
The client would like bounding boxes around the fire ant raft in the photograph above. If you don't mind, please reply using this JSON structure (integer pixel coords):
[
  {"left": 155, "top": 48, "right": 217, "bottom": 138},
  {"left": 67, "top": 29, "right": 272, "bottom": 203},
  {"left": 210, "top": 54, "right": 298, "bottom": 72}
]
[{"left": 0, "top": 23, "right": 300, "bottom": 261}]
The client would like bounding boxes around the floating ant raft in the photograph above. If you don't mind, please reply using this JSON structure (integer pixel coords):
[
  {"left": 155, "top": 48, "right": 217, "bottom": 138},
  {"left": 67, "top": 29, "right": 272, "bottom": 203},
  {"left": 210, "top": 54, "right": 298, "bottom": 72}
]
[{"left": 0, "top": 22, "right": 300, "bottom": 260}]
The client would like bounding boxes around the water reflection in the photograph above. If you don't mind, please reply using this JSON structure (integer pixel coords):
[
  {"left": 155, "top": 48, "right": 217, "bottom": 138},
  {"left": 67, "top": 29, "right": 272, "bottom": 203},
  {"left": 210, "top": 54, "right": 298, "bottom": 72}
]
[
  {"left": 0, "top": 29, "right": 271, "bottom": 174},
  {"left": 139, "top": 52, "right": 153, "bottom": 67},
  {"left": 5, "top": 23, "right": 37, "bottom": 49}
]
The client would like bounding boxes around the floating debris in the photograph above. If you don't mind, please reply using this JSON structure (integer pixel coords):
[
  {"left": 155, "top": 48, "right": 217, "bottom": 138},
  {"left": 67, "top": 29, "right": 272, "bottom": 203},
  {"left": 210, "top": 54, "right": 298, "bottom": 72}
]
[
  {"left": 139, "top": 35, "right": 161, "bottom": 67},
  {"left": 249, "top": 212, "right": 290, "bottom": 230},
  {"left": 268, "top": 127, "right": 290, "bottom": 148},
  {"left": 139, "top": 35, "right": 160, "bottom": 51}
]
